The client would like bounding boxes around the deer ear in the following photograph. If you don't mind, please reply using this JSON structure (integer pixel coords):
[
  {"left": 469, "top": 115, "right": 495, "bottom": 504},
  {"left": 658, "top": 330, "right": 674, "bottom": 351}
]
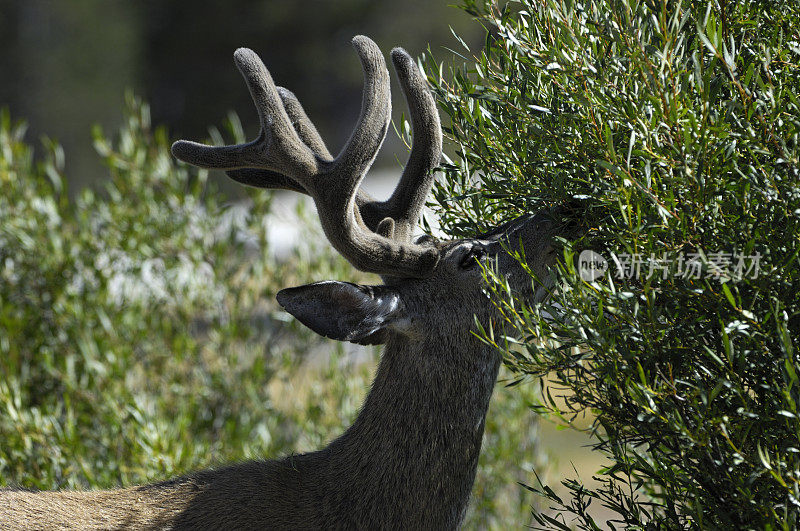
[{"left": 276, "top": 281, "right": 408, "bottom": 345}]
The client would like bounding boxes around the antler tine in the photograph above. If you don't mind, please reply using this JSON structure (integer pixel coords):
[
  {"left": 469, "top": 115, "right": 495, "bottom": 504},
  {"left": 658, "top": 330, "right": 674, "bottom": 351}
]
[
  {"left": 322, "top": 36, "right": 391, "bottom": 207},
  {"left": 382, "top": 48, "right": 443, "bottom": 241},
  {"left": 225, "top": 87, "right": 333, "bottom": 192},
  {"left": 172, "top": 48, "right": 318, "bottom": 177},
  {"left": 276, "top": 87, "right": 334, "bottom": 161},
  {"left": 310, "top": 36, "right": 438, "bottom": 277}
]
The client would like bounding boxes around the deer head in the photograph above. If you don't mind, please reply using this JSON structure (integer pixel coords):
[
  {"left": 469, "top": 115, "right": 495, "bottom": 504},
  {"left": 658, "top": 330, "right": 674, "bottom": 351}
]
[{"left": 171, "top": 36, "right": 567, "bottom": 350}]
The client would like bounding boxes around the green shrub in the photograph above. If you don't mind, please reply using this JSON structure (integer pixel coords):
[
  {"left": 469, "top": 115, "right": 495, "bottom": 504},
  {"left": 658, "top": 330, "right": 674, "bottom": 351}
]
[
  {"left": 430, "top": 0, "right": 800, "bottom": 528},
  {"left": 0, "top": 94, "right": 345, "bottom": 488}
]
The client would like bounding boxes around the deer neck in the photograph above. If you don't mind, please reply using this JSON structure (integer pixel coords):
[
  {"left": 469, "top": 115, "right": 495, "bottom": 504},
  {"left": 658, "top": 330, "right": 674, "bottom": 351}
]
[{"left": 322, "top": 332, "right": 502, "bottom": 528}]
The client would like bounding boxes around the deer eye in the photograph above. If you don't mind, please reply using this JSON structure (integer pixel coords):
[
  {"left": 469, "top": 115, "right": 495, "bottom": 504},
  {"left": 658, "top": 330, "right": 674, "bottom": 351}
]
[{"left": 459, "top": 246, "right": 487, "bottom": 270}]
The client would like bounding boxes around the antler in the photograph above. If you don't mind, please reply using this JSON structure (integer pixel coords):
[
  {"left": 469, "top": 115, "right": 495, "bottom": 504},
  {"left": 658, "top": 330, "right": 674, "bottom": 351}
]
[{"left": 171, "top": 36, "right": 442, "bottom": 278}]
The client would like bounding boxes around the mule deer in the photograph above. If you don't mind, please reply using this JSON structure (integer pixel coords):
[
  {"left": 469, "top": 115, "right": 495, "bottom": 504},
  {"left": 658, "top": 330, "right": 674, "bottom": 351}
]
[{"left": 1, "top": 36, "right": 571, "bottom": 529}]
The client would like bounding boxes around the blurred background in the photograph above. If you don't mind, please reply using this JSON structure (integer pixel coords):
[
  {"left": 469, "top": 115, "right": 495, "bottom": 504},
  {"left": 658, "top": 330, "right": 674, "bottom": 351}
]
[{"left": 0, "top": 0, "right": 485, "bottom": 191}]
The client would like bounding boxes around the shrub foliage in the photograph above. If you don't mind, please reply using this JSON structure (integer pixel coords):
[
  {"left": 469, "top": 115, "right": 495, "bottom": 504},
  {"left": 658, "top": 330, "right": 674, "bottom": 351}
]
[
  {"left": 0, "top": 95, "right": 320, "bottom": 487},
  {"left": 429, "top": 0, "right": 800, "bottom": 528}
]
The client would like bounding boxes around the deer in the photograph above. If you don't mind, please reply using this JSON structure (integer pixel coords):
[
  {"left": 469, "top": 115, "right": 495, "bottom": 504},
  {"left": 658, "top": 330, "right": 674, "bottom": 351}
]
[{"left": 0, "top": 35, "right": 572, "bottom": 529}]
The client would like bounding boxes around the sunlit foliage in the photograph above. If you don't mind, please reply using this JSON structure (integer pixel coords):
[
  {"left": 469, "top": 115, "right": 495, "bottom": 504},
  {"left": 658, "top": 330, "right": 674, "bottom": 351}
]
[{"left": 431, "top": 0, "right": 800, "bottom": 527}]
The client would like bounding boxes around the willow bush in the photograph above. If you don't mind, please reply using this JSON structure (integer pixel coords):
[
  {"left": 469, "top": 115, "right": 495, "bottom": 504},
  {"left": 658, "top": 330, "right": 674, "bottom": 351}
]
[
  {"left": 0, "top": 95, "right": 332, "bottom": 488},
  {"left": 429, "top": 0, "right": 800, "bottom": 528}
]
